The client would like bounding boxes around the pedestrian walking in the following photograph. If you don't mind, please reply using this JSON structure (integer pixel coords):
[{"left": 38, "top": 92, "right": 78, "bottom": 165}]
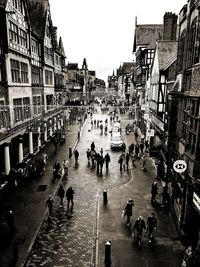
[
  {"left": 146, "top": 213, "right": 157, "bottom": 242},
  {"left": 151, "top": 181, "right": 158, "bottom": 206},
  {"left": 96, "top": 152, "right": 100, "bottom": 174},
  {"left": 57, "top": 184, "right": 65, "bottom": 207},
  {"left": 104, "top": 152, "right": 111, "bottom": 171},
  {"left": 62, "top": 160, "right": 69, "bottom": 177},
  {"left": 6, "top": 210, "right": 15, "bottom": 233},
  {"left": 66, "top": 186, "right": 74, "bottom": 212},
  {"left": 53, "top": 160, "right": 61, "bottom": 181},
  {"left": 182, "top": 246, "right": 195, "bottom": 267},
  {"left": 145, "top": 139, "right": 149, "bottom": 152},
  {"left": 46, "top": 195, "right": 54, "bottom": 216},
  {"left": 132, "top": 216, "right": 146, "bottom": 246},
  {"left": 140, "top": 154, "right": 147, "bottom": 170},
  {"left": 118, "top": 152, "right": 125, "bottom": 171},
  {"left": 123, "top": 199, "right": 134, "bottom": 227},
  {"left": 42, "top": 153, "right": 48, "bottom": 166},
  {"left": 100, "top": 147, "right": 103, "bottom": 156},
  {"left": 125, "top": 152, "right": 130, "bottom": 170},
  {"left": 74, "top": 149, "right": 79, "bottom": 166},
  {"left": 99, "top": 154, "right": 104, "bottom": 176},
  {"left": 139, "top": 142, "right": 144, "bottom": 154},
  {"left": 121, "top": 142, "right": 126, "bottom": 153},
  {"left": 86, "top": 149, "right": 91, "bottom": 165},
  {"left": 135, "top": 143, "right": 140, "bottom": 158},
  {"left": 128, "top": 143, "right": 134, "bottom": 156},
  {"left": 91, "top": 141, "right": 95, "bottom": 152},
  {"left": 91, "top": 150, "right": 96, "bottom": 168}
]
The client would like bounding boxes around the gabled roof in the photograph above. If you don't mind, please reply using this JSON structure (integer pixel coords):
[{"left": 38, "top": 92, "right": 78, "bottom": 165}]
[
  {"left": 58, "top": 37, "right": 65, "bottom": 57},
  {"left": 28, "top": 0, "right": 49, "bottom": 39},
  {"left": 157, "top": 40, "right": 178, "bottom": 70},
  {"left": 133, "top": 24, "right": 163, "bottom": 52},
  {"left": 121, "top": 62, "right": 135, "bottom": 73}
]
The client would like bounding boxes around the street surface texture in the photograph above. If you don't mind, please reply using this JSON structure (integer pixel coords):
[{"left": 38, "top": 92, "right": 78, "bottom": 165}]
[
  {"left": 25, "top": 109, "right": 132, "bottom": 267},
  {"left": 25, "top": 107, "right": 184, "bottom": 267}
]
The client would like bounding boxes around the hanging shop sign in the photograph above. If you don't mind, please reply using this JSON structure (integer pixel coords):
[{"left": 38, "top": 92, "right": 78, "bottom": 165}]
[
  {"left": 193, "top": 192, "right": 200, "bottom": 212},
  {"left": 173, "top": 160, "right": 187, "bottom": 173}
]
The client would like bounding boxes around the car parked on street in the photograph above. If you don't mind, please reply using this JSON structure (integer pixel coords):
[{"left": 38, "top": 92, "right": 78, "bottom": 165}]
[{"left": 110, "top": 132, "right": 123, "bottom": 150}]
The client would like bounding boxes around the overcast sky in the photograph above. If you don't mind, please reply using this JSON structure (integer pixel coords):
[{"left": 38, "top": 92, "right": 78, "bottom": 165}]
[{"left": 50, "top": 0, "right": 187, "bottom": 83}]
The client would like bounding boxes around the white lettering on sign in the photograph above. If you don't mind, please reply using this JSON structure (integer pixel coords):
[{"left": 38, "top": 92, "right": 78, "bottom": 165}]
[
  {"left": 193, "top": 192, "right": 200, "bottom": 211},
  {"left": 173, "top": 160, "right": 187, "bottom": 173}
]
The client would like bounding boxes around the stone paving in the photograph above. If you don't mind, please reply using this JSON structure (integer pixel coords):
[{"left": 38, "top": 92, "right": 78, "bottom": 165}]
[{"left": 25, "top": 112, "right": 133, "bottom": 267}]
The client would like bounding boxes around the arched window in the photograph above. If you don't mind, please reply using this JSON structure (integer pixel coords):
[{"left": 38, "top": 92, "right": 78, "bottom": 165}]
[
  {"left": 187, "top": 17, "right": 198, "bottom": 68},
  {"left": 177, "top": 30, "right": 186, "bottom": 72}
]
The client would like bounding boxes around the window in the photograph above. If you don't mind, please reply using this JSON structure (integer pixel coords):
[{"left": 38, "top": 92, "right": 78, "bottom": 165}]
[
  {"left": 21, "top": 62, "right": 28, "bottom": 83},
  {"left": 46, "top": 94, "right": 53, "bottom": 110},
  {"left": 177, "top": 30, "right": 186, "bottom": 72},
  {"left": 45, "top": 70, "right": 53, "bottom": 85},
  {"left": 23, "top": 97, "right": 30, "bottom": 119},
  {"left": 13, "top": 97, "right": 31, "bottom": 123},
  {"left": 44, "top": 46, "right": 53, "bottom": 61},
  {"left": 10, "top": 59, "right": 29, "bottom": 83},
  {"left": 19, "top": 28, "right": 27, "bottom": 48},
  {"left": 31, "top": 66, "right": 42, "bottom": 86},
  {"left": 13, "top": 98, "right": 23, "bottom": 122},
  {"left": 12, "top": 0, "right": 17, "bottom": 9},
  {"left": 9, "top": 21, "right": 18, "bottom": 44},
  {"left": 10, "top": 59, "right": 20, "bottom": 83},
  {"left": 187, "top": 18, "right": 198, "bottom": 68},
  {"left": 0, "top": 101, "right": 7, "bottom": 129},
  {"left": 33, "top": 96, "right": 41, "bottom": 115},
  {"left": 31, "top": 39, "right": 40, "bottom": 55}
]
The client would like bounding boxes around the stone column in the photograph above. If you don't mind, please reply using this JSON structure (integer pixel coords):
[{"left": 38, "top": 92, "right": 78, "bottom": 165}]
[
  {"left": 38, "top": 126, "right": 41, "bottom": 150},
  {"left": 44, "top": 121, "right": 48, "bottom": 142},
  {"left": 49, "top": 120, "right": 53, "bottom": 137},
  {"left": 4, "top": 143, "right": 11, "bottom": 175},
  {"left": 18, "top": 137, "right": 23, "bottom": 163},
  {"left": 29, "top": 131, "right": 33, "bottom": 155}
]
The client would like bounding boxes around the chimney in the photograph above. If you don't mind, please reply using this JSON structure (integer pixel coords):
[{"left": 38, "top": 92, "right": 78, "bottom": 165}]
[{"left": 163, "top": 12, "right": 178, "bottom": 41}]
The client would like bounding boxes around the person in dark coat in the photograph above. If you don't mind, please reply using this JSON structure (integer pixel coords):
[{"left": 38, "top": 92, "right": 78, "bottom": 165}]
[
  {"left": 151, "top": 181, "right": 158, "bottom": 206},
  {"left": 104, "top": 152, "right": 111, "bottom": 171},
  {"left": 128, "top": 143, "right": 134, "bottom": 156},
  {"left": 125, "top": 152, "right": 130, "bottom": 170},
  {"left": 66, "top": 186, "right": 74, "bottom": 212},
  {"left": 135, "top": 143, "right": 140, "bottom": 157},
  {"left": 53, "top": 160, "right": 61, "bottom": 181},
  {"left": 99, "top": 154, "right": 104, "bottom": 176},
  {"left": 124, "top": 199, "right": 134, "bottom": 226},
  {"left": 139, "top": 142, "right": 144, "bottom": 154},
  {"left": 133, "top": 216, "right": 146, "bottom": 246},
  {"left": 57, "top": 184, "right": 65, "bottom": 206},
  {"left": 96, "top": 153, "right": 101, "bottom": 174},
  {"left": 146, "top": 213, "right": 157, "bottom": 242},
  {"left": 118, "top": 152, "right": 125, "bottom": 171},
  {"left": 74, "top": 149, "right": 79, "bottom": 166},
  {"left": 46, "top": 195, "right": 54, "bottom": 216},
  {"left": 91, "top": 142, "right": 95, "bottom": 152},
  {"left": 121, "top": 143, "right": 126, "bottom": 153},
  {"left": 86, "top": 149, "right": 91, "bottom": 165}
]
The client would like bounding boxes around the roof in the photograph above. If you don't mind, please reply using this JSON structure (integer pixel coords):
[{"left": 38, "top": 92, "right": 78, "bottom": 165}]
[
  {"left": 157, "top": 41, "right": 178, "bottom": 70},
  {"left": 28, "top": 0, "right": 49, "bottom": 39},
  {"left": 121, "top": 62, "right": 135, "bottom": 73},
  {"left": 133, "top": 24, "right": 163, "bottom": 52}
]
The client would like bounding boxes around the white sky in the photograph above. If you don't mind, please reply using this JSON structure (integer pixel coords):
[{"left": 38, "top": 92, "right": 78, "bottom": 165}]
[{"left": 49, "top": 0, "right": 187, "bottom": 83}]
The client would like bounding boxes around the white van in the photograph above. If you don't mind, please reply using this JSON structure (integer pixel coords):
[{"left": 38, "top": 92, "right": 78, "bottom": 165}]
[{"left": 110, "top": 132, "right": 123, "bottom": 149}]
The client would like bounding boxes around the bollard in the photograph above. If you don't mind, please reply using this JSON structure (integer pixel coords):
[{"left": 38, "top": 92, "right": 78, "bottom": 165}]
[
  {"left": 104, "top": 240, "right": 111, "bottom": 264},
  {"left": 103, "top": 189, "right": 108, "bottom": 205},
  {"left": 78, "top": 130, "right": 80, "bottom": 140},
  {"left": 69, "top": 146, "right": 72, "bottom": 158}
]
